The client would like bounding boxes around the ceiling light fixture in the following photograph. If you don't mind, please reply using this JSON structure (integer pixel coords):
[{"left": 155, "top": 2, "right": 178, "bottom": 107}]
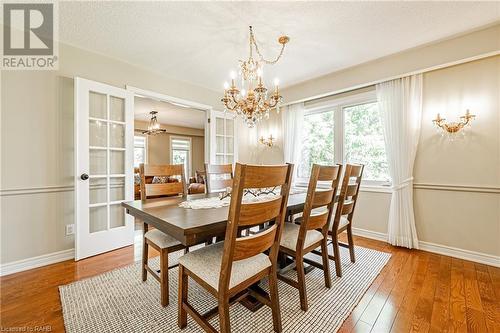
[
  {"left": 142, "top": 110, "right": 166, "bottom": 135},
  {"left": 222, "top": 26, "right": 289, "bottom": 128}
]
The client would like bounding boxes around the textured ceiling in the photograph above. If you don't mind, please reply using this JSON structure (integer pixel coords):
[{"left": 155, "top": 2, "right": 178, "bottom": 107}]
[
  {"left": 60, "top": 2, "right": 500, "bottom": 92},
  {"left": 134, "top": 97, "right": 205, "bottom": 129}
]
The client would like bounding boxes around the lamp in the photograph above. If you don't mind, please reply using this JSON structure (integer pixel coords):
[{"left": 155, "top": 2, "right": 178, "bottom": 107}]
[
  {"left": 432, "top": 109, "right": 475, "bottom": 136},
  {"left": 259, "top": 134, "right": 275, "bottom": 147}
]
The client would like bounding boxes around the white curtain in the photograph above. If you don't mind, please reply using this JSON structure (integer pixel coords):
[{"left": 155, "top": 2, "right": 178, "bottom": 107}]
[
  {"left": 281, "top": 103, "right": 305, "bottom": 181},
  {"left": 376, "top": 74, "right": 423, "bottom": 249}
]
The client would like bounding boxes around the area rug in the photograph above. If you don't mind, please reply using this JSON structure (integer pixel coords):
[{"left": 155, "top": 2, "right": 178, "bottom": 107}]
[{"left": 59, "top": 246, "right": 390, "bottom": 333}]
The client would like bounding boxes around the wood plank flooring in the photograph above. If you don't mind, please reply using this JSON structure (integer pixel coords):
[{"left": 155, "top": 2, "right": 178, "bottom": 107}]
[{"left": 1, "top": 232, "right": 498, "bottom": 332}]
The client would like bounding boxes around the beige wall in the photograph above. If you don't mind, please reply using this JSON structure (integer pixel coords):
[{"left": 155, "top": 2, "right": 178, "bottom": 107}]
[
  {"left": 0, "top": 43, "right": 219, "bottom": 265},
  {"left": 134, "top": 120, "right": 205, "bottom": 176},
  {"left": 1, "top": 25, "right": 498, "bottom": 267},
  {"left": 413, "top": 56, "right": 500, "bottom": 256},
  {"left": 239, "top": 56, "right": 500, "bottom": 258}
]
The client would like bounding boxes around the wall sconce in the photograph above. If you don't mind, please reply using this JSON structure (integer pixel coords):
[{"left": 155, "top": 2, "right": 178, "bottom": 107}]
[
  {"left": 432, "top": 109, "right": 476, "bottom": 135},
  {"left": 259, "top": 134, "right": 275, "bottom": 147}
]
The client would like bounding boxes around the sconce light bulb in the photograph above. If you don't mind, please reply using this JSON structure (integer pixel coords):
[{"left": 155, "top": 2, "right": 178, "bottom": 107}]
[{"left": 273, "top": 78, "right": 280, "bottom": 86}]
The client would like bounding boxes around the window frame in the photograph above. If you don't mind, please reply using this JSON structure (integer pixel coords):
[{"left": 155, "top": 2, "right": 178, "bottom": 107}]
[
  {"left": 169, "top": 135, "right": 192, "bottom": 180},
  {"left": 297, "top": 90, "right": 391, "bottom": 187},
  {"left": 133, "top": 134, "right": 148, "bottom": 167}
]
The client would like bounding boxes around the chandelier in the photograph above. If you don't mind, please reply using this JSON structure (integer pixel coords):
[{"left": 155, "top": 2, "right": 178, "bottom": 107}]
[
  {"left": 221, "top": 26, "right": 289, "bottom": 127},
  {"left": 142, "top": 110, "right": 166, "bottom": 135}
]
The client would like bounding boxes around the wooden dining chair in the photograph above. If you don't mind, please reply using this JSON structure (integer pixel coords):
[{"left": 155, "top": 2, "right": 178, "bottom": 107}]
[
  {"left": 278, "top": 164, "right": 342, "bottom": 311},
  {"left": 323, "top": 163, "right": 364, "bottom": 277},
  {"left": 178, "top": 163, "right": 294, "bottom": 333},
  {"left": 204, "top": 163, "right": 233, "bottom": 193},
  {"left": 139, "top": 163, "right": 187, "bottom": 306}
]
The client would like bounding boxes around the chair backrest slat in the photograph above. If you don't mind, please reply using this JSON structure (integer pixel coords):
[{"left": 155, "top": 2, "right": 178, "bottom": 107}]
[
  {"left": 299, "top": 164, "right": 342, "bottom": 244},
  {"left": 140, "top": 163, "right": 186, "bottom": 199},
  {"left": 331, "top": 164, "right": 364, "bottom": 233},
  {"left": 238, "top": 197, "right": 283, "bottom": 227},
  {"left": 306, "top": 210, "right": 330, "bottom": 231},
  {"left": 233, "top": 224, "right": 277, "bottom": 261},
  {"left": 219, "top": 163, "right": 293, "bottom": 292},
  {"left": 144, "top": 182, "right": 184, "bottom": 197},
  {"left": 242, "top": 165, "right": 289, "bottom": 188},
  {"left": 205, "top": 163, "right": 233, "bottom": 193},
  {"left": 312, "top": 189, "right": 335, "bottom": 208}
]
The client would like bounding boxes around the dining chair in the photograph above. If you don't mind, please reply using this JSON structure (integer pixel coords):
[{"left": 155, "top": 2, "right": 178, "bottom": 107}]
[
  {"left": 139, "top": 163, "right": 187, "bottom": 306},
  {"left": 204, "top": 163, "right": 233, "bottom": 193},
  {"left": 178, "top": 163, "right": 294, "bottom": 333},
  {"left": 324, "top": 163, "right": 364, "bottom": 277},
  {"left": 278, "top": 164, "right": 342, "bottom": 311}
]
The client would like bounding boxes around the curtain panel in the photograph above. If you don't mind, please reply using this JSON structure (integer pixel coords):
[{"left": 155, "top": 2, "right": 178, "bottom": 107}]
[
  {"left": 281, "top": 103, "right": 305, "bottom": 182},
  {"left": 376, "top": 74, "right": 423, "bottom": 249}
]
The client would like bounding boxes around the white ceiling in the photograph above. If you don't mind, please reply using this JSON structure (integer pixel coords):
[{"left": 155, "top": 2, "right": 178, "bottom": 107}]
[
  {"left": 60, "top": 2, "right": 499, "bottom": 92},
  {"left": 134, "top": 97, "right": 205, "bottom": 129}
]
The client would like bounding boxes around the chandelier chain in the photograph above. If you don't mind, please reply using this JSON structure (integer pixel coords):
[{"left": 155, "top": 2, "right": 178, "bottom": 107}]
[{"left": 249, "top": 26, "right": 286, "bottom": 65}]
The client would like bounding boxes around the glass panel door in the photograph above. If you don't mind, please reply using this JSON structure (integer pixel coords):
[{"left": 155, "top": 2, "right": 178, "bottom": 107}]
[
  {"left": 75, "top": 77, "right": 134, "bottom": 260},
  {"left": 211, "top": 111, "right": 237, "bottom": 165}
]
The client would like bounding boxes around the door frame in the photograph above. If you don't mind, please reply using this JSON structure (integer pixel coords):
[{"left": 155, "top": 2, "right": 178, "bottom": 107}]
[{"left": 126, "top": 86, "right": 213, "bottom": 164}]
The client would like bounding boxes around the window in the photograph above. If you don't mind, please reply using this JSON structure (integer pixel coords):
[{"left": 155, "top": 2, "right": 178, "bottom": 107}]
[
  {"left": 344, "top": 102, "right": 389, "bottom": 182},
  {"left": 297, "top": 111, "right": 334, "bottom": 179},
  {"left": 170, "top": 136, "right": 192, "bottom": 180},
  {"left": 298, "top": 91, "right": 390, "bottom": 185},
  {"left": 133, "top": 135, "right": 147, "bottom": 167}
]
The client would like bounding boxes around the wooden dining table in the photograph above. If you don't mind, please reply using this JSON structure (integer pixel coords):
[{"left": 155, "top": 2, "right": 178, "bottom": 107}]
[
  {"left": 122, "top": 190, "right": 337, "bottom": 311},
  {"left": 122, "top": 191, "right": 310, "bottom": 247}
]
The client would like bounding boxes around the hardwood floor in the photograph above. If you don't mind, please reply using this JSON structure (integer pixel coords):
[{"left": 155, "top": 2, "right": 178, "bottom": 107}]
[{"left": 1, "top": 232, "right": 499, "bottom": 332}]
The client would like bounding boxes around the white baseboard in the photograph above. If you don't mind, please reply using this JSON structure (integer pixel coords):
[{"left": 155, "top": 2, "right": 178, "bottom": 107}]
[
  {"left": 2, "top": 227, "right": 499, "bottom": 276},
  {"left": 352, "top": 227, "right": 500, "bottom": 268},
  {"left": 0, "top": 248, "right": 74, "bottom": 277},
  {"left": 352, "top": 227, "right": 387, "bottom": 242},
  {"left": 418, "top": 241, "right": 500, "bottom": 267}
]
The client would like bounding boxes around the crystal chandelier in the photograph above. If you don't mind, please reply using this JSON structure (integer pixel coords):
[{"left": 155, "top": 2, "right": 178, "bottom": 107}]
[
  {"left": 221, "top": 26, "right": 289, "bottom": 127},
  {"left": 142, "top": 110, "right": 166, "bottom": 135}
]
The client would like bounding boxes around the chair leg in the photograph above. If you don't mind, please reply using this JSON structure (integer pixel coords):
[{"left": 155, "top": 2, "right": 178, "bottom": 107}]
[
  {"left": 320, "top": 238, "right": 332, "bottom": 288},
  {"left": 332, "top": 235, "right": 342, "bottom": 277},
  {"left": 160, "top": 248, "right": 169, "bottom": 306},
  {"left": 178, "top": 265, "right": 188, "bottom": 329},
  {"left": 142, "top": 222, "right": 149, "bottom": 281},
  {"left": 142, "top": 240, "right": 148, "bottom": 282},
  {"left": 296, "top": 256, "right": 308, "bottom": 311},
  {"left": 347, "top": 225, "right": 356, "bottom": 263},
  {"left": 218, "top": 296, "right": 231, "bottom": 333},
  {"left": 268, "top": 269, "right": 282, "bottom": 333}
]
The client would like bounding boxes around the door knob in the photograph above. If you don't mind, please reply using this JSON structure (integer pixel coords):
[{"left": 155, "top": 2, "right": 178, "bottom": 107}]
[{"left": 80, "top": 173, "right": 89, "bottom": 180}]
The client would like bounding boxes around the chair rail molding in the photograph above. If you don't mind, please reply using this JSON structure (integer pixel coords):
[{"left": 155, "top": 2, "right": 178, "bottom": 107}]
[
  {"left": 0, "top": 249, "right": 75, "bottom": 277},
  {"left": 0, "top": 185, "right": 74, "bottom": 197},
  {"left": 413, "top": 182, "right": 500, "bottom": 194},
  {"left": 352, "top": 227, "right": 500, "bottom": 268}
]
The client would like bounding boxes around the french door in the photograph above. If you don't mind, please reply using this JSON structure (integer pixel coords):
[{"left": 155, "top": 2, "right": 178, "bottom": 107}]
[
  {"left": 210, "top": 110, "right": 237, "bottom": 165},
  {"left": 75, "top": 78, "right": 134, "bottom": 260}
]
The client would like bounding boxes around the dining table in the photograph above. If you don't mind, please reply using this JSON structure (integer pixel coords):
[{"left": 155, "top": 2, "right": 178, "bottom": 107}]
[
  {"left": 122, "top": 191, "right": 311, "bottom": 247},
  {"left": 122, "top": 190, "right": 337, "bottom": 311}
]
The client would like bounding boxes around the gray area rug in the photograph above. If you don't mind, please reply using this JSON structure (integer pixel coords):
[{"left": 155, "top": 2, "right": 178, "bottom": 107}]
[{"left": 59, "top": 246, "right": 390, "bottom": 333}]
